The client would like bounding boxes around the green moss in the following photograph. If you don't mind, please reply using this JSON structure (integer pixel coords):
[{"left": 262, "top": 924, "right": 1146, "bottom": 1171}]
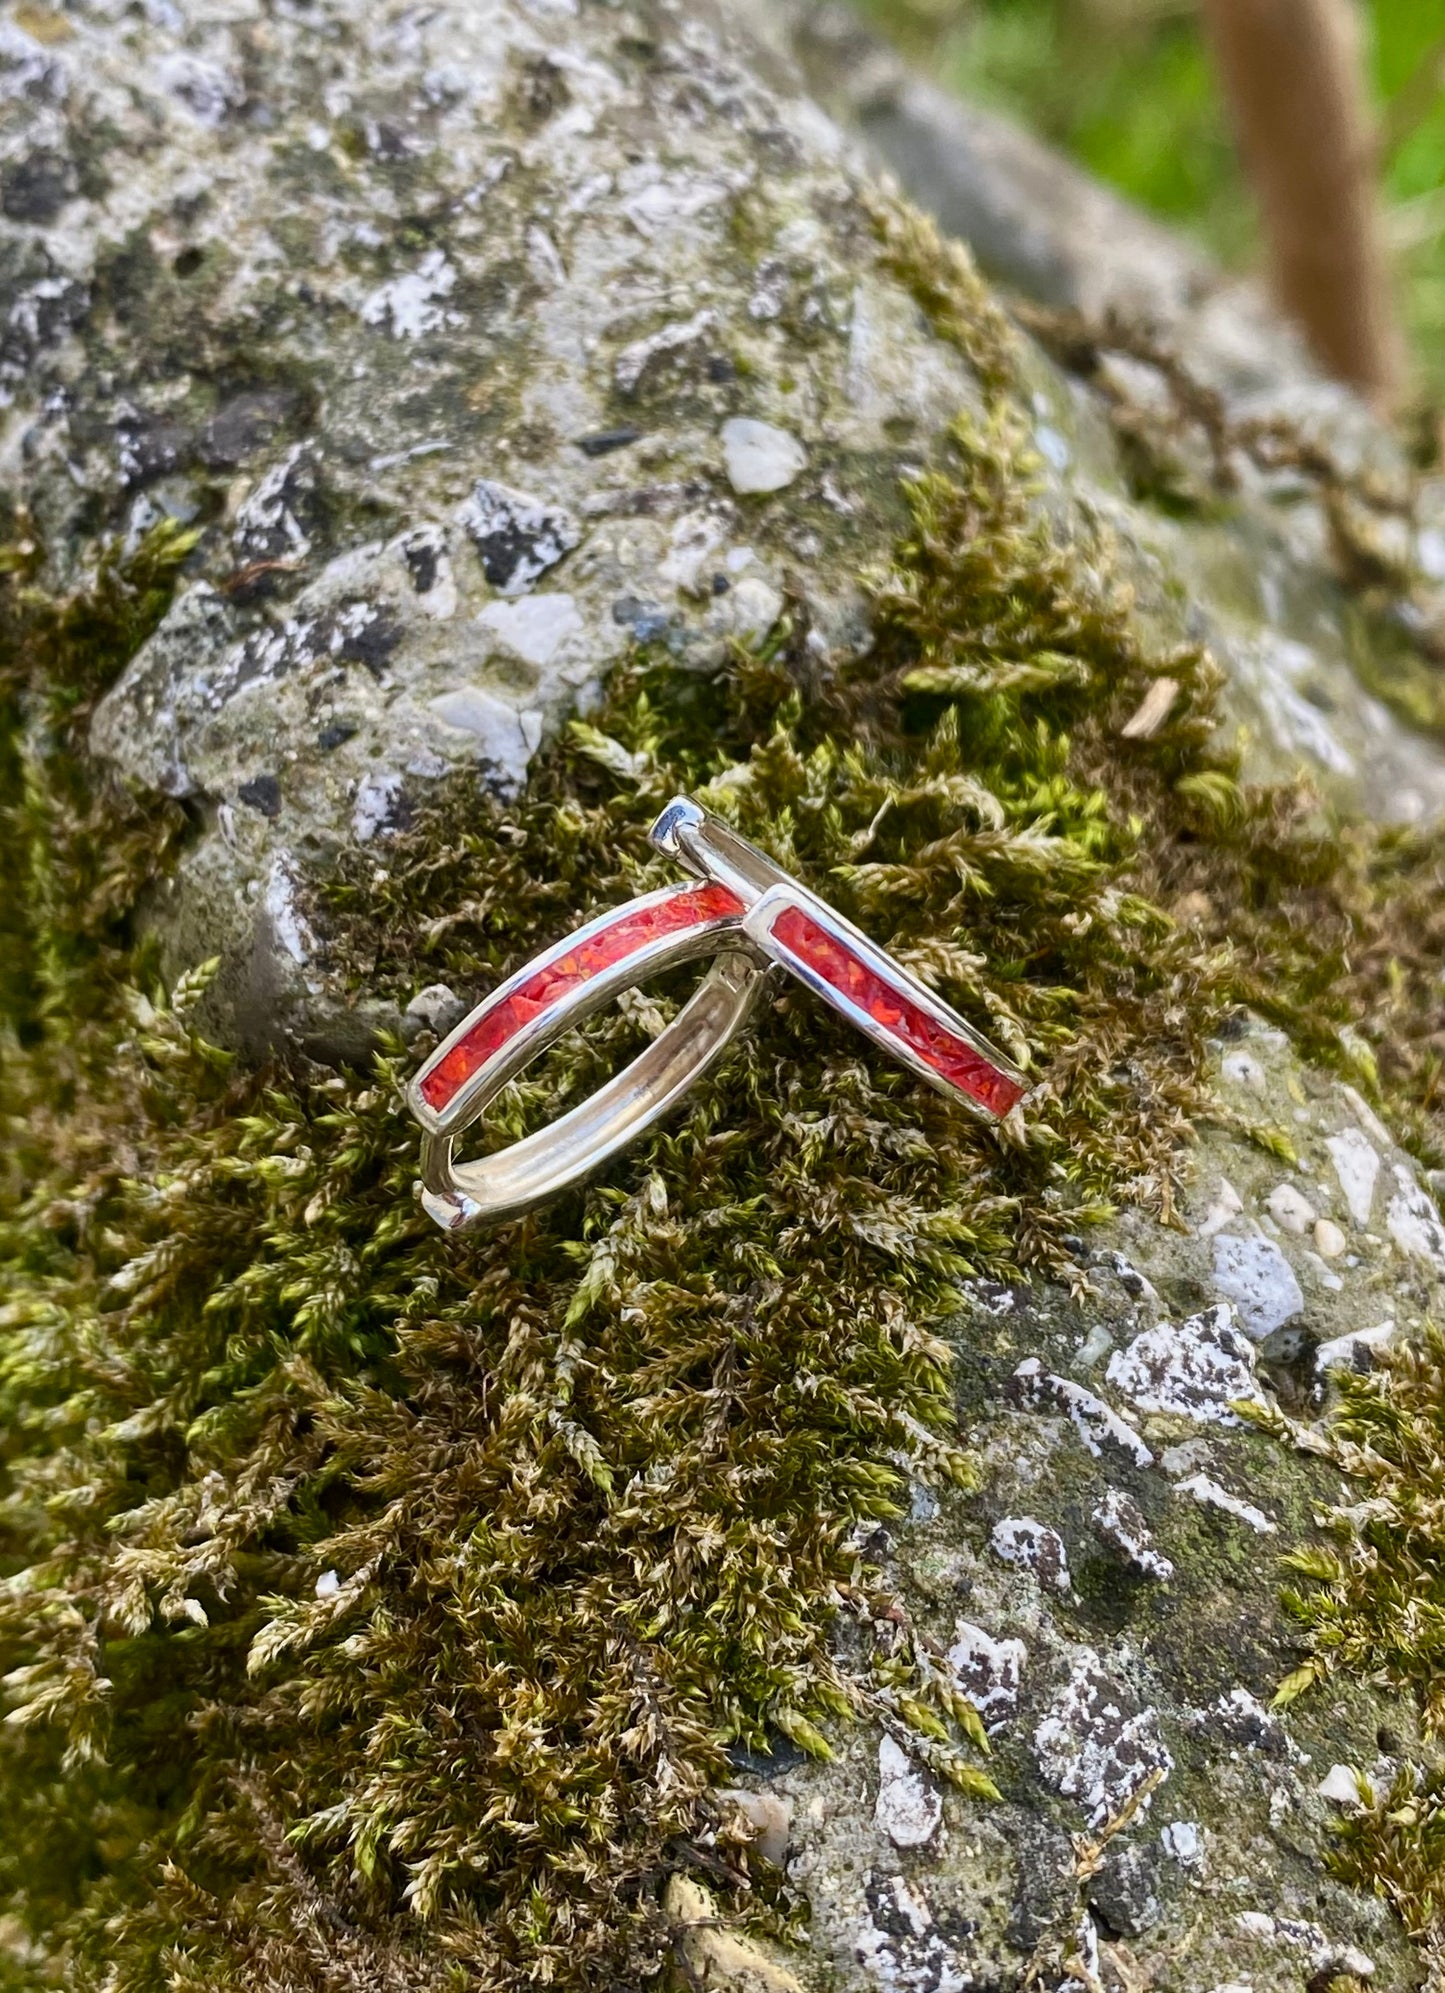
[
  {"left": 5, "top": 209, "right": 1445, "bottom": 1989},
  {"left": 1329, "top": 1761, "right": 1445, "bottom": 1988},
  {"left": 871, "top": 198, "right": 1020, "bottom": 400},
  {"left": 1244, "top": 1335, "right": 1445, "bottom": 1969},
  {"left": 1251, "top": 1335, "right": 1445, "bottom": 1730},
  {"left": 1343, "top": 595, "right": 1445, "bottom": 737},
  {"left": 0, "top": 518, "right": 194, "bottom": 1038}
]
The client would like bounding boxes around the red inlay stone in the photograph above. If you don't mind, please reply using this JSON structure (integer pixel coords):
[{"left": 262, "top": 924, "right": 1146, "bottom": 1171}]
[
  {"left": 418, "top": 882, "right": 743, "bottom": 1112},
  {"left": 770, "top": 905, "right": 1024, "bottom": 1118}
]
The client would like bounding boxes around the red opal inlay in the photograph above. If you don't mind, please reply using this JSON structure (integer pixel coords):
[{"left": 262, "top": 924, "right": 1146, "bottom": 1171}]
[
  {"left": 418, "top": 883, "right": 744, "bottom": 1113},
  {"left": 769, "top": 905, "right": 1024, "bottom": 1118}
]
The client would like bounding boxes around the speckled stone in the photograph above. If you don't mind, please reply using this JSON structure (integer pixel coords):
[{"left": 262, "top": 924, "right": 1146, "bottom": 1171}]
[{"left": 7, "top": 0, "right": 1443, "bottom": 1061}]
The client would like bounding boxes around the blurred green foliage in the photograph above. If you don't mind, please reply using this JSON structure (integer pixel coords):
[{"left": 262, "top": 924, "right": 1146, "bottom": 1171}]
[{"left": 857, "top": 0, "right": 1445, "bottom": 406}]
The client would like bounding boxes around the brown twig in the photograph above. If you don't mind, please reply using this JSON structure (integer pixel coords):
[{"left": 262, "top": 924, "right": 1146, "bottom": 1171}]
[{"left": 1199, "top": 0, "right": 1403, "bottom": 408}]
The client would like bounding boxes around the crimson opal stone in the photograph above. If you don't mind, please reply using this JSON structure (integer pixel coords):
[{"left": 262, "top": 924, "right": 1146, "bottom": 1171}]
[
  {"left": 769, "top": 905, "right": 1023, "bottom": 1117},
  {"left": 418, "top": 882, "right": 743, "bottom": 1112}
]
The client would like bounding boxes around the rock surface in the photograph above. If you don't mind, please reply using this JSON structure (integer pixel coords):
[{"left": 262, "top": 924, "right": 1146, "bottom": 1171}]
[
  {"left": 4, "top": 0, "right": 979, "bottom": 1049},
  {"left": 4, "top": 0, "right": 1445, "bottom": 1056},
  {"left": 717, "top": 1020, "right": 1434, "bottom": 1991}
]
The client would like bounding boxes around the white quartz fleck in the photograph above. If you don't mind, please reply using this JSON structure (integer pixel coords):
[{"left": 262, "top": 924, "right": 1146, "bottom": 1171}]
[
  {"left": 457, "top": 479, "right": 578, "bottom": 595},
  {"left": 1161, "top": 1819, "right": 1203, "bottom": 1867},
  {"left": 658, "top": 509, "right": 729, "bottom": 595},
  {"left": 1317, "top": 1763, "right": 1366, "bottom": 1807},
  {"left": 1386, "top": 1163, "right": 1445, "bottom": 1274},
  {"left": 613, "top": 308, "right": 716, "bottom": 394},
  {"left": 1326, "top": 1126, "right": 1381, "bottom": 1226},
  {"left": 1107, "top": 1305, "right": 1259, "bottom": 1425},
  {"left": 405, "top": 984, "right": 466, "bottom": 1033},
  {"left": 1303, "top": 1249, "right": 1344, "bottom": 1292},
  {"left": 721, "top": 417, "right": 808, "bottom": 495},
  {"left": 712, "top": 1787, "right": 791, "bottom": 1866},
  {"left": 874, "top": 1735, "right": 941, "bottom": 1848},
  {"left": 263, "top": 856, "right": 317, "bottom": 964},
  {"left": 1211, "top": 1232, "right": 1304, "bottom": 1339},
  {"left": 623, "top": 174, "right": 731, "bottom": 237},
  {"left": 1033, "top": 423, "right": 1070, "bottom": 472},
  {"left": 1332, "top": 1946, "right": 1377, "bottom": 1979},
  {"left": 945, "top": 1619, "right": 1027, "bottom": 1732},
  {"left": 1203, "top": 1686, "right": 1308, "bottom": 1763},
  {"left": 525, "top": 224, "right": 566, "bottom": 285},
  {"left": 1265, "top": 1183, "right": 1316, "bottom": 1233},
  {"left": 1033, "top": 1652, "right": 1172, "bottom": 1828},
  {"left": 1176, "top": 1473, "right": 1276, "bottom": 1535},
  {"left": 990, "top": 1517, "right": 1070, "bottom": 1593},
  {"left": 1092, "top": 1487, "right": 1174, "bottom": 1580},
  {"left": 1341, "top": 1082, "right": 1394, "bottom": 1150},
  {"left": 1315, "top": 1320, "right": 1397, "bottom": 1377},
  {"left": 716, "top": 572, "right": 784, "bottom": 647},
  {"left": 1314, "top": 1217, "right": 1348, "bottom": 1259},
  {"left": 360, "top": 248, "right": 458, "bottom": 338},
  {"left": 155, "top": 48, "right": 244, "bottom": 124},
  {"left": 428, "top": 687, "right": 533, "bottom": 788},
  {"left": 477, "top": 593, "right": 584, "bottom": 668},
  {"left": 1195, "top": 1176, "right": 1244, "bottom": 1239},
  {"left": 1071, "top": 1323, "right": 1115, "bottom": 1371},
  {"left": 351, "top": 769, "right": 405, "bottom": 843},
  {"left": 1220, "top": 1050, "right": 1266, "bottom": 1089},
  {"left": 1160, "top": 1439, "right": 1213, "bottom": 1478},
  {"left": 1011, "top": 1358, "right": 1153, "bottom": 1466}
]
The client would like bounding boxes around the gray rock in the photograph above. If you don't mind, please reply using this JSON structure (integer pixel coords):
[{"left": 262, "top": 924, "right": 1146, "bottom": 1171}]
[
  {"left": 0, "top": 0, "right": 1439, "bottom": 1059},
  {"left": 763, "top": 0, "right": 1445, "bottom": 831},
  {"left": 1088, "top": 1837, "right": 1164, "bottom": 1938},
  {"left": 404, "top": 983, "right": 468, "bottom": 1036},
  {"left": 4, "top": 0, "right": 998, "bottom": 1051},
  {"left": 621, "top": 1031, "right": 1428, "bottom": 1991},
  {"left": 1033, "top": 1652, "right": 1174, "bottom": 1829},
  {"left": 1106, "top": 1304, "right": 1261, "bottom": 1425},
  {"left": 774, "top": 0, "right": 1394, "bottom": 432}
]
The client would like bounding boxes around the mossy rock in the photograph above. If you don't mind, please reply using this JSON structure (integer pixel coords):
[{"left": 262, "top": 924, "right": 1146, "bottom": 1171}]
[
  {"left": 747, "top": 1020, "right": 1435, "bottom": 1992},
  {"left": 5, "top": 2, "right": 1445, "bottom": 1990}
]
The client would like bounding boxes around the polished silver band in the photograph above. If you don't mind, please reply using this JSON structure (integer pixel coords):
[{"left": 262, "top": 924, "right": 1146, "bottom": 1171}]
[
  {"left": 409, "top": 884, "right": 770, "bottom": 1228},
  {"left": 650, "top": 798, "right": 1027, "bottom": 1119},
  {"left": 409, "top": 796, "right": 1026, "bottom": 1231},
  {"left": 418, "top": 951, "right": 763, "bottom": 1230}
]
